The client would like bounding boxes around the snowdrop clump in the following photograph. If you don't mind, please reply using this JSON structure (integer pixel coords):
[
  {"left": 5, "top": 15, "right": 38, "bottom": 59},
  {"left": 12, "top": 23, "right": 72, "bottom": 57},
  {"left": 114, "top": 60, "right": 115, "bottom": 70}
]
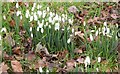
[{"left": 84, "top": 56, "right": 90, "bottom": 67}]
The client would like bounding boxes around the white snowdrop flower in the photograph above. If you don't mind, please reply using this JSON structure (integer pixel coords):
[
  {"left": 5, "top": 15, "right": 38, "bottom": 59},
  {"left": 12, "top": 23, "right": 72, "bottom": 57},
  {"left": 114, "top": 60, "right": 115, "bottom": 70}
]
[
  {"left": 49, "top": 17, "right": 52, "bottom": 23},
  {"left": 34, "top": 12, "right": 38, "bottom": 21},
  {"left": 26, "top": 9, "right": 29, "bottom": 14},
  {"left": 30, "top": 27, "right": 32, "bottom": 32},
  {"left": 55, "top": 22, "right": 60, "bottom": 30},
  {"left": 104, "top": 22, "right": 107, "bottom": 27},
  {"left": 44, "top": 22, "right": 48, "bottom": 27},
  {"left": 3, "top": 15, "right": 6, "bottom": 20},
  {"left": 16, "top": 2, "right": 19, "bottom": 8},
  {"left": 32, "top": 7, "right": 35, "bottom": 11},
  {"left": 31, "top": 12, "right": 33, "bottom": 15},
  {"left": 95, "top": 30, "right": 99, "bottom": 36},
  {"left": 55, "top": 14, "right": 59, "bottom": 21},
  {"left": 96, "top": 68, "right": 99, "bottom": 72},
  {"left": 84, "top": 56, "right": 90, "bottom": 67},
  {"left": 42, "top": 11, "right": 46, "bottom": 18},
  {"left": 47, "top": 7, "right": 50, "bottom": 12},
  {"left": 1, "top": 27, "right": 7, "bottom": 32},
  {"left": 16, "top": 11, "right": 21, "bottom": 16},
  {"left": 33, "top": 3, "right": 36, "bottom": 8},
  {"left": 65, "top": 14, "right": 68, "bottom": 20},
  {"left": 37, "top": 4, "right": 40, "bottom": 9},
  {"left": 62, "top": 28, "right": 64, "bottom": 31},
  {"left": 39, "top": 67, "right": 43, "bottom": 73},
  {"left": 31, "top": 33, "right": 33, "bottom": 38},
  {"left": 90, "top": 34, "right": 94, "bottom": 41},
  {"left": 67, "top": 26, "right": 70, "bottom": 30},
  {"left": 38, "top": 20, "right": 44, "bottom": 28},
  {"left": 50, "top": 12, "right": 53, "bottom": 17},
  {"left": 62, "top": 18, "right": 65, "bottom": 23},
  {"left": 67, "top": 38, "right": 71, "bottom": 44},
  {"left": 102, "top": 27, "right": 110, "bottom": 35},
  {"left": 58, "top": 16, "right": 62, "bottom": 21},
  {"left": 0, "top": 35, "right": 2, "bottom": 40},
  {"left": 69, "top": 19, "right": 73, "bottom": 24},
  {"left": 72, "top": 28, "right": 74, "bottom": 33},
  {"left": 46, "top": 69, "right": 49, "bottom": 72},
  {"left": 62, "top": 14, "right": 65, "bottom": 18},
  {"left": 90, "top": 30, "right": 95, "bottom": 33},
  {"left": 97, "top": 57, "right": 101, "bottom": 63},
  {"left": 41, "top": 28, "right": 44, "bottom": 33},
  {"left": 37, "top": 26, "right": 40, "bottom": 31},
  {"left": 49, "top": 25, "right": 51, "bottom": 29},
  {"left": 39, "top": 5, "right": 42, "bottom": 9},
  {"left": 20, "top": 15, "right": 22, "bottom": 20},
  {"left": 29, "top": 16, "right": 33, "bottom": 22},
  {"left": 37, "top": 10, "right": 42, "bottom": 17},
  {"left": 25, "top": 13, "right": 29, "bottom": 18},
  {"left": 116, "top": 24, "right": 118, "bottom": 28},
  {"left": 83, "top": 21, "right": 86, "bottom": 26}
]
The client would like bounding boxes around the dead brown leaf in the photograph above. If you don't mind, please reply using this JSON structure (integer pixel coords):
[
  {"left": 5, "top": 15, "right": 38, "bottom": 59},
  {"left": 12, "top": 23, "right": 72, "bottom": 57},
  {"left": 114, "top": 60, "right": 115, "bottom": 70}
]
[
  {"left": 76, "top": 56, "right": 84, "bottom": 64},
  {"left": 74, "top": 48, "right": 83, "bottom": 54},
  {"left": 11, "top": 60, "right": 23, "bottom": 72},
  {"left": 0, "top": 62, "right": 9, "bottom": 73},
  {"left": 9, "top": 20, "right": 15, "bottom": 27},
  {"left": 57, "top": 50, "right": 68, "bottom": 60},
  {"left": 3, "top": 52, "right": 14, "bottom": 60},
  {"left": 65, "top": 59, "right": 76, "bottom": 71},
  {"left": 12, "top": 47, "right": 21, "bottom": 55},
  {"left": 111, "top": 14, "right": 118, "bottom": 19},
  {"left": 68, "top": 6, "right": 78, "bottom": 14},
  {"left": 25, "top": 51, "right": 36, "bottom": 61},
  {"left": 34, "top": 60, "right": 46, "bottom": 69},
  {"left": 14, "top": 55, "right": 24, "bottom": 60}
]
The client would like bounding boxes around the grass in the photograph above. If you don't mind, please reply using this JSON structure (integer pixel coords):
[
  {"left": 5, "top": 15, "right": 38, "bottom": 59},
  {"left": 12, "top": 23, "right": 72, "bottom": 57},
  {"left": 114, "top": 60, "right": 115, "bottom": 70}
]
[{"left": 1, "top": 2, "right": 118, "bottom": 72}]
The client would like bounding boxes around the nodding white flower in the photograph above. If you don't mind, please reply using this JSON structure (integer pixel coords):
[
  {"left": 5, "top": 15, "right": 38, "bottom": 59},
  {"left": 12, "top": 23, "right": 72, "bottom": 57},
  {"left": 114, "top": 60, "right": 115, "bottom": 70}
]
[
  {"left": 46, "top": 69, "right": 49, "bottom": 72},
  {"left": 20, "top": 15, "right": 22, "bottom": 20},
  {"left": 72, "top": 28, "right": 74, "bottom": 33},
  {"left": 41, "top": 28, "right": 44, "bottom": 33},
  {"left": 54, "top": 14, "right": 59, "bottom": 21},
  {"left": 47, "top": 7, "right": 50, "bottom": 11},
  {"left": 16, "top": 11, "right": 21, "bottom": 16},
  {"left": 62, "top": 14, "right": 65, "bottom": 18},
  {"left": 116, "top": 24, "right": 118, "bottom": 28},
  {"left": 0, "top": 35, "right": 2, "bottom": 40},
  {"left": 32, "top": 7, "right": 35, "bottom": 11},
  {"left": 58, "top": 16, "right": 62, "bottom": 21},
  {"left": 31, "top": 33, "right": 33, "bottom": 38},
  {"left": 84, "top": 56, "right": 90, "bottom": 67},
  {"left": 33, "top": 3, "right": 36, "bottom": 8},
  {"left": 34, "top": 12, "right": 38, "bottom": 21},
  {"left": 90, "top": 34, "right": 93, "bottom": 41},
  {"left": 62, "top": 18, "right": 65, "bottom": 23},
  {"left": 49, "top": 12, "right": 53, "bottom": 17},
  {"left": 39, "top": 5, "right": 42, "bottom": 9},
  {"left": 69, "top": 19, "right": 73, "bottom": 24},
  {"left": 29, "top": 16, "right": 33, "bottom": 22},
  {"left": 1, "top": 27, "right": 7, "bottom": 32},
  {"left": 16, "top": 2, "right": 19, "bottom": 8},
  {"left": 67, "top": 26, "right": 70, "bottom": 30},
  {"left": 39, "top": 67, "right": 43, "bottom": 73},
  {"left": 83, "top": 21, "right": 86, "bottom": 26},
  {"left": 25, "top": 13, "right": 29, "bottom": 18},
  {"left": 3, "top": 15, "right": 6, "bottom": 20},
  {"left": 97, "top": 57, "right": 101, "bottom": 63},
  {"left": 104, "top": 22, "right": 107, "bottom": 27},
  {"left": 37, "top": 4, "right": 40, "bottom": 9},
  {"left": 26, "top": 9, "right": 30, "bottom": 14},
  {"left": 55, "top": 22, "right": 60, "bottom": 30},
  {"left": 42, "top": 10, "right": 46, "bottom": 18},
  {"left": 49, "top": 17, "right": 52, "bottom": 23},
  {"left": 102, "top": 27, "right": 110, "bottom": 35},
  {"left": 49, "top": 25, "right": 51, "bottom": 29},
  {"left": 95, "top": 30, "right": 99, "bottom": 36},
  {"left": 96, "top": 68, "right": 99, "bottom": 72},
  {"left": 30, "top": 27, "right": 32, "bottom": 32},
  {"left": 37, "top": 10, "right": 42, "bottom": 17},
  {"left": 44, "top": 22, "right": 48, "bottom": 27},
  {"left": 37, "top": 26, "right": 40, "bottom": 31},
  {"left": 67, "top": 38, "right": 71, "bottom": 44},
  {"left": 38, "top": 20, "right": 44, "bottom": 28}
]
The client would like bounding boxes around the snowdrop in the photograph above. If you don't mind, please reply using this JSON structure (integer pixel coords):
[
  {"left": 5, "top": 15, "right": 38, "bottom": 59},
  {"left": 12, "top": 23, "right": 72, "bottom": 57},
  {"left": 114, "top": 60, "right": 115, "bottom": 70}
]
[
  {"left": 39, "top": 67, "right": 43, "bottom": 73},
  {"left": 83, "top": 21, "right": 86, "bottom": 26},
  {"left": 102, "top": 27, "right": 110, "bottom": 35},
  {"left": 16, "top": 11, "right": 21, "bottom": 16},
  {"left": 68, "top": 19, "right": 73, "bottom": 24},
  {"left": 37, "top": 10, "right": 42, "bottom": 17},
  {"left": 37, "top": 26, "right": 40, "bottom": 31},
  {"left": 0, "top": 35, "right": 2, "bottom": 40},
  {"left": 29, "top": 16, "right": 33, "bottom": 22},
  {"left": 46, "top": 69, "right": 49, "bottom": 72},
  {"left": 62, "top": 17, "right": 65, "bottom": 23},
  {"left": 97, "top": 57, "right": 101, "bottom": 63},
  {"left": 32, "top": 7, "right": 35, "bottom": 11},
  {"left": 3, "top": 15, "right": 6, "bottom": 20},
  {"left": 49, "top": 17, "right": 52, "bottom": 23},
  {"left": 33, "top": 3, "right": 36, "bottom": 8},
  {"left": 49, "top": 25, "right": 51, "bottom": 29},
  {"left": 42, "top": 10, "right": 46, "bottom": 18},
  {"left": 84, "top": 56, "right": 90, "bottom": 67},
  {"left": 58, "top": 16, "right": 62, "bottom": 22},
  {"left": 16, "top": 2, "right": 19, "bottom": 8},
  {"left": 67, "top": 26, "right": 70, "bottom": 30},
  {"left": 72, "top": 28, "right": 74, "bottom": 33},
  {"left": 30, "top": 27, "right": 32, "bottom": 32},
  {"left": 1, "top": 27, "right": 7, "bottom": 32},
  {"left": 41, "top": 28, "right": 44, "bottom": 33},
  {"left": 31, "top": 33, "right": 33, "bottom": 38},
  {"left": 95, "top": 30, "right": 99, "bottom": 36},
  {"left": 20, "top": 15, "right": 22, "bottom": 20},
  {"left": 47, "top": 7, "right": 50, "bottom": 12},
  {"left": 34, "top": 12, "right": 38, "bottom": 21},
  {"left": 104, "top": 22, "right": 107, "bottom": 27},
  {"left": 67, "top": 38, "right": 71, "bottom": 44},
  {"left": 96, "top": 68, "right": 99, "bottom": 72},
  {"left": 37, "top": 4, "right": 40, "bottom": 9},
  {"left": 90, "top": 34, "right": 93, "bottom": 41},
  {"left": 55, "top": 22, "right": 60, "bottom": 30},
  {"left": 25, "top": 9, "right": 30, "bottom": 18}
]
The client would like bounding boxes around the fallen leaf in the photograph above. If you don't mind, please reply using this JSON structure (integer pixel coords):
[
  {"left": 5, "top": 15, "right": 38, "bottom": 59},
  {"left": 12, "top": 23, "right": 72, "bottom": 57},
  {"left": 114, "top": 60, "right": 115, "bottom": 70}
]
[
  {"left": 74, "top": 48, "right": 83, "bottom": 54},
  {"left": 4, "top": 33, "right": 15, "bottom": 47},
  {"left": 14, "top": 55, "right": 24, "bottom": 60},
  {"left": 57, "top": 50, "right": 68, "bottom": 60},
  {"left": 76, "top": 57, "right": 84, "bottom": 64},
  {"left": 66, "top": 59, "right": 76, "bottom": 71},
  {"left": 12, "top": 47, "right": 21, "bottom": 55},
  {"left": 34, "top": 60, "right": 46, "bottom": 69},
  {"left": 11, "top": 60, "right": 23, "bottom": 72},
  {"left": 111, "top": 14, "right": 118, "bottom": 19},
  {"left": 9, "top": 20, "right": 15, "bottom": 27},
  {"left": 25, "top": 51, "right": 36, "bottom": 61},
  {"left": 3, "top": 52, "right": 14, "bottom": 60},
  {"left": 0, "top": 62, "right": 9, "bottom": 73},
  {"left": 68, "top": 6, "right": 78, "bottom": 14}
]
